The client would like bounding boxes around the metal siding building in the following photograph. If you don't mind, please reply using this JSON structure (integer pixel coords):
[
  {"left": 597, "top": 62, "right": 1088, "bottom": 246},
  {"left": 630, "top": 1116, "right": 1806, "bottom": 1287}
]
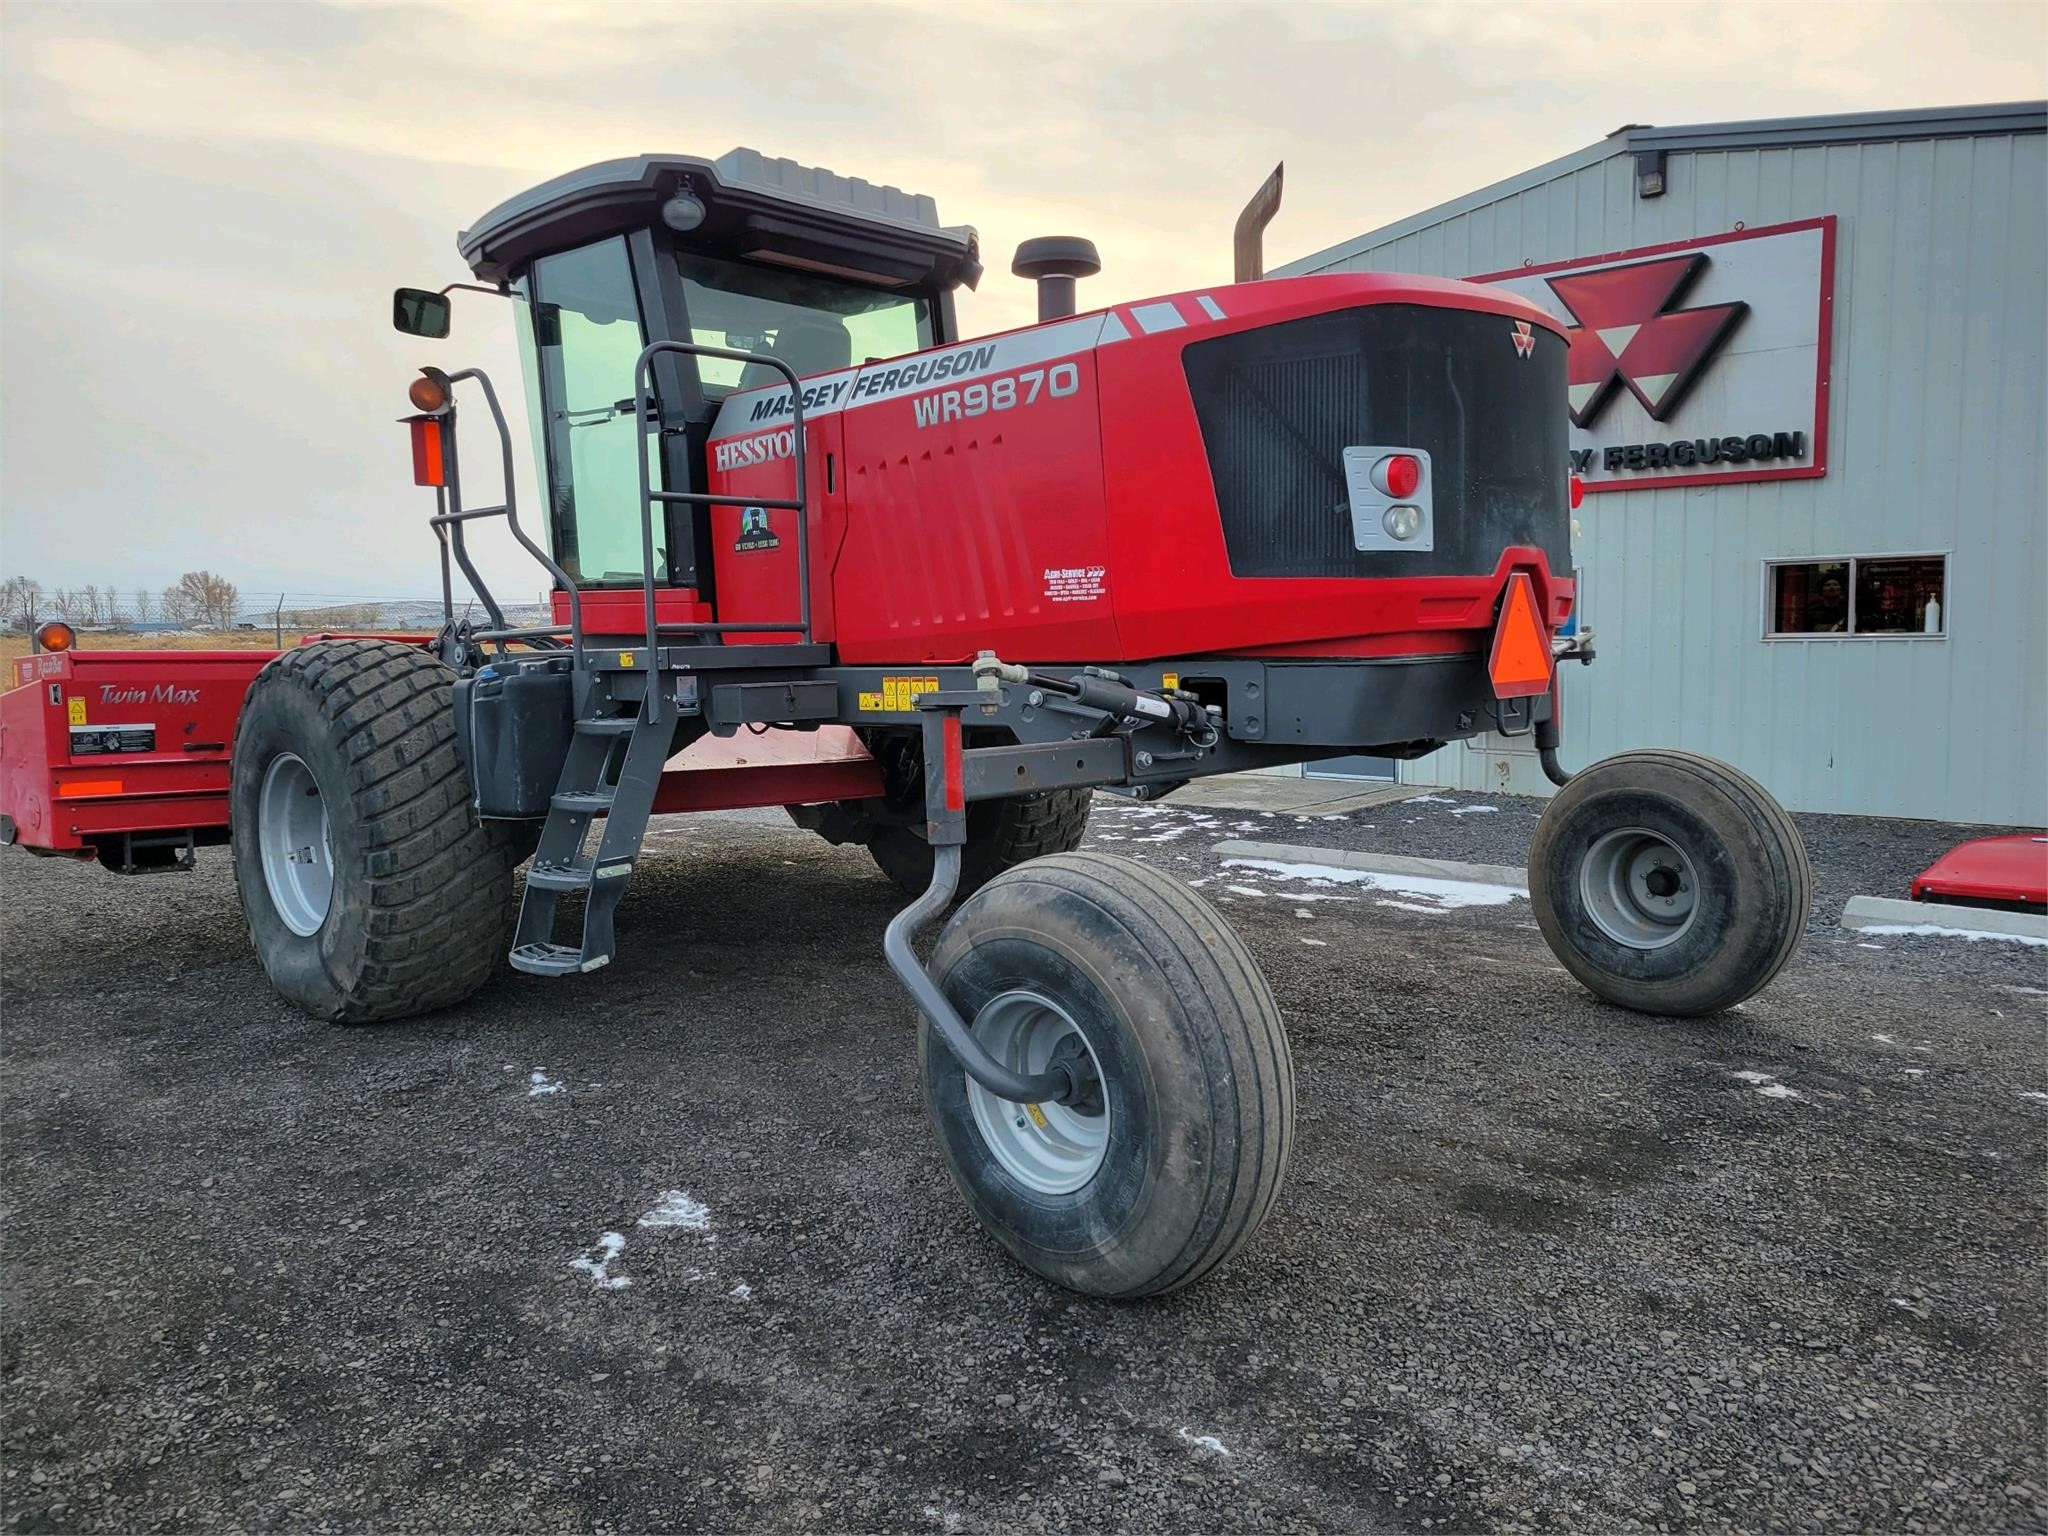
[{"left": 1276, "top": 104, "right": 2046, "bottom": 825}]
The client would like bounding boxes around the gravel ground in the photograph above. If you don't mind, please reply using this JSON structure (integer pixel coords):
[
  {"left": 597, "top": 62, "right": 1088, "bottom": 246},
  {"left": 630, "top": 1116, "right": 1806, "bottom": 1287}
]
[{"left": 3, "top": 790, "right": 2044, "bottom": 1533}]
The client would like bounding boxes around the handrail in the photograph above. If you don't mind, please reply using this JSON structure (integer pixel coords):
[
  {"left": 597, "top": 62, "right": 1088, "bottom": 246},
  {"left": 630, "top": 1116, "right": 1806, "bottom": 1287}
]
[
  {"left": 428, "top": 367, "right": 586, "bottom": 666},
  {"left": 632, "top": 340, "right": 811, "bottom": 723}
]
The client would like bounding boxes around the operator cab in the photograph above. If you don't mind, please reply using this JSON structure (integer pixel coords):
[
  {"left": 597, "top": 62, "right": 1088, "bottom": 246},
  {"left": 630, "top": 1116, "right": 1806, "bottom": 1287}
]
[{"left": 414, "top": 149, "right": 981, "bottom": 611}]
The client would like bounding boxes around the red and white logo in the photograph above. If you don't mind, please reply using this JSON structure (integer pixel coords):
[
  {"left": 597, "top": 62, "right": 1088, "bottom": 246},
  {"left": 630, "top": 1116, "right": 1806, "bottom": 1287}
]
[
  {"left": 1473, "top": 218, "right": 1834, "bottom": 493},
  {"left": 1510, "top": 320, "right": 1535, "bottom": 358},
  {"left": 1544, "top": 254, "right": 1746, "bottom": 427}
]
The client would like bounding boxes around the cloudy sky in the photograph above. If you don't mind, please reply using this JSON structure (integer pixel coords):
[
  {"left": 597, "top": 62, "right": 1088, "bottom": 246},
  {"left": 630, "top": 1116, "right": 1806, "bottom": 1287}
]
[{"left": 3, "top": 0, "right": 2042, "bottom": 610}]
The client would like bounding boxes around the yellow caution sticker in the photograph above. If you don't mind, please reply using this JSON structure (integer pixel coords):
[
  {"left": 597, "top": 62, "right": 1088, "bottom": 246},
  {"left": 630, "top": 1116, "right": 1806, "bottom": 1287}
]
[
  {"left": 1160, "top": 672, "right": 1179, "bottom": 691},
  {"left": 617, "top": 650, "right": 635, "bottom": 668},
  {"left": 67, "top": 697, "right": 86, "bottom": 725},
  {"left": 1024, "top": 1102, "right": 1051, "bottom": 1131},
  {"left": 873, "top": 675, "right": 942, "bottom": 712}
]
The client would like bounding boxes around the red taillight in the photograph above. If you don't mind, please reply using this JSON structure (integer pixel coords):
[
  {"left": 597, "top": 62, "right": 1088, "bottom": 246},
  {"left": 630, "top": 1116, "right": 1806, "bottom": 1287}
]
[
  {"left": 409, "top": 416, "right": 446, "bottom": 487},
  {"left": 1375, "top": 453, "right": 1422, "bottom": 499},
  {"left": 1568, "top": 473, "right": 1585, "bottom": 510}
]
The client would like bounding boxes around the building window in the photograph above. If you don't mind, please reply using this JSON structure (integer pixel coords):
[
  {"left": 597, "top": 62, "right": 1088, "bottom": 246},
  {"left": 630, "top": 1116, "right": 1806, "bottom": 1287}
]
[{"left": 1765, "top": 555, "right": 1946, "bottom": 638}]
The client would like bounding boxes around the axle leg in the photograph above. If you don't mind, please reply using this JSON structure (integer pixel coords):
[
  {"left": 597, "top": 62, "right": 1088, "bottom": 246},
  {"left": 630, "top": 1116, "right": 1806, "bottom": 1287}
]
[{"left": 881, "top": 710, "right": 1074, "bottom": 1106}]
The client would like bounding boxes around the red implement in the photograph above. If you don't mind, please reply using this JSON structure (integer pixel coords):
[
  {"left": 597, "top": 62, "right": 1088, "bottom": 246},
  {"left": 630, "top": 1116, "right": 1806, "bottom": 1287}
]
[{"left": 1910, "top": 834, "right": 2048, "bottom": 911}]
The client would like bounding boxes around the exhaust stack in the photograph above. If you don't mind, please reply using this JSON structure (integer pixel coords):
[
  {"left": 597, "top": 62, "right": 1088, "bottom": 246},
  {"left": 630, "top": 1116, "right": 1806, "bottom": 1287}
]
[
  {"left": 1012, "top": 236, "right": 1102, "bottom": 321},
  {"left": 1233, "top": 162, "right": 1284, "bottom": 283}
]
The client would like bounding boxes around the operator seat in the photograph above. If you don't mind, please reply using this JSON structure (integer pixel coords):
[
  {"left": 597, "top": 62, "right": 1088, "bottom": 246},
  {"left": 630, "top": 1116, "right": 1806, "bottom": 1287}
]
[{"left": 739, "top": 316, "right": 852, "bottom": 390}]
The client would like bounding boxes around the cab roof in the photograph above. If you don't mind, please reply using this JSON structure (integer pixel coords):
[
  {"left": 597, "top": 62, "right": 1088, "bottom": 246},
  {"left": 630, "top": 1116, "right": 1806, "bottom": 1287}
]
[{"left": 457, "top": 149, "right": 981, "bottom": 292}]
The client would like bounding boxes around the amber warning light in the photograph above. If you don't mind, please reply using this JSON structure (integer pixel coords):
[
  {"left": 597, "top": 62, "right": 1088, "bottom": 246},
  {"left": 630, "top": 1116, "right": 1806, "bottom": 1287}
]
[{"left": 1487, "top": 573, "right": 1553, "bottom": 699}]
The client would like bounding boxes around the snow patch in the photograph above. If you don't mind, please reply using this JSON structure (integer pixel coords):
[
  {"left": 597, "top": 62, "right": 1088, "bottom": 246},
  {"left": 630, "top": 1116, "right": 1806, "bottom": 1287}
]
[
  {"left": 1855, "top": 942, "right": 1885, "bottom": 950},
  {"left": 2021, "top": 1092, "right": 2048, "bottom": 1103},
  {"left": 729, "top": 1281, "right": 754, "bottom": 1301},
  {"left": 571, "top": 1232, "right": 631, "bottom": 1290},
  {"left": 1857, "top": 922, "right": 2048, "bottom": 948},
  {"left": 528, "top": 1069, "right": 563, "bottom": 1097},
  {"left": 1300, "top": 937, "right": 1328, "bottom": 947},
  {"left": 1871, "top": 1034, "right": 1897, "bottom": 1044},
  {"left": 1178, "top": 1428, "right": 1232, "bottom": 1457},
  {"left": 1376, "top": 899, "right": 1449, "bottom": 915},
  {"left": 1221, "top": 856, "right": 1525, "bottom": 910},
  {"left": 1408, "top": 794, "right": 1455, "bottom": 804},
  {"left": 1449, "top": 805, "right": 1500, "bottom": 816},
  {"left": 1731, "top": 1070, "right": 1804, "bottom": 1100},
  {"left": 637, "top": 1190, "right": 712, "bottom": 1231},
  {"left": 1224, "top": 885, "right": 1266, "bottom": 898}
]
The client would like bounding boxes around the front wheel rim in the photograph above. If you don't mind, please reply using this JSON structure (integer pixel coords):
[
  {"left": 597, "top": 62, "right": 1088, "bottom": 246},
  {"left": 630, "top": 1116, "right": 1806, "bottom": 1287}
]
[
  {"left": 1580, "top": 826, "right": 1699, "bottom": 950},
  {"left": 964, "top": 990, "right": 1111, "bottom": 1196},
  {"left": 259, "top": 752, "right": 333, "bottom": 937}
]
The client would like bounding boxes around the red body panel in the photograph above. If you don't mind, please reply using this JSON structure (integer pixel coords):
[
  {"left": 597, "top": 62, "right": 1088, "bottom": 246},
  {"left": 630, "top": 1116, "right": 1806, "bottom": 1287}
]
[
  {"left": 554, "top": 588, "right": 714, "bottom": 637},
  {"left": 1911, "top": 835, "right": 2048, "bottom": 908},
  {"left": 703, "top": 273, "right": 1575, "bottom": 665},
  {"left": 1, "top": 649, "right": 270, "bottom": 854}
]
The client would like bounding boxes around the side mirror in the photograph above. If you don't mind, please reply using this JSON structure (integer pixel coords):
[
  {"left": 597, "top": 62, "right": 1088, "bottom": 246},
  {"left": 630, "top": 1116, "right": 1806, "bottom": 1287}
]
[{"left": 393, "top": 287, "right": 451, "bottom": 339}]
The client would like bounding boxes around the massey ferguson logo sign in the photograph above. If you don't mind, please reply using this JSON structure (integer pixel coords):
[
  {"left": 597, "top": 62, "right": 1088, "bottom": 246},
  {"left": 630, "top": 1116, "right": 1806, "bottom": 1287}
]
[
  {"left": 1478, "top": 217, "right": 1834, "bottom": 492},
  {"left": 1510, "top": 320, "right": 1535, "bottom": 358},
  {"left": 1548, "top": 254, "right": 1746, "bottom": 426}
]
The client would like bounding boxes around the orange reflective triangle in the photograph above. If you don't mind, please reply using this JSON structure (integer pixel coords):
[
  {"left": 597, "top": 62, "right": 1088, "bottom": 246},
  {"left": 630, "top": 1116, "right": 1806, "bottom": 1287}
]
[{"left": 1488, "top": 572, "right": 1553, "bottom": 699}]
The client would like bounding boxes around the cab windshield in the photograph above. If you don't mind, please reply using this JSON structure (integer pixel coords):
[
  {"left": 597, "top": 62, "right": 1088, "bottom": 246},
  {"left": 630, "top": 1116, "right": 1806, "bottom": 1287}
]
[{"left": 674, "top": 251, "right": 934, "bottom": 399}]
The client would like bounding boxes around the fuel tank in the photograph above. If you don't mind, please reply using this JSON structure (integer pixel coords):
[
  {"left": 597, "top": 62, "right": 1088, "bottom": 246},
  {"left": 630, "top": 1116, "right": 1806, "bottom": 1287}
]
[{"left": 703, "top": 272, "right": 1576, "bottom": 664}]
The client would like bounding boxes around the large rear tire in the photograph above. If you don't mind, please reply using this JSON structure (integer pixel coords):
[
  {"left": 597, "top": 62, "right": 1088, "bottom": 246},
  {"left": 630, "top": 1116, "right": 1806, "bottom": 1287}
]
[
  {"left": 920, "top": 852, "right": 1294, "bottom": 1298},
  {"left": 1529, "top": 749, "right": 1809, "bottom": 1017},
  {"left": 869, "top": 788, "right": 1093, "bottom": 900},
  {"left": 230, "top": 640, "right": 515, "bottom": 1024}
]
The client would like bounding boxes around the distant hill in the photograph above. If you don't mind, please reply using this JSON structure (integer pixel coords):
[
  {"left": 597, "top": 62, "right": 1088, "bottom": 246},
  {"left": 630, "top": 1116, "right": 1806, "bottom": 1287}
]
[{"left": 234, "top": 600, "right": 552, "bottom": 631}]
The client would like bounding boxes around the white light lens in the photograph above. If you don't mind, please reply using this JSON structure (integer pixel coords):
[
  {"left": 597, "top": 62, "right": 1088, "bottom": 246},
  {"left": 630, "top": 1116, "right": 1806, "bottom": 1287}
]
[
  {"left": 661, "top": 193, "right": 707, "bottom": 232},
  {"left": 1383, "top": 504, "right": 1424, "bottom": 541}
]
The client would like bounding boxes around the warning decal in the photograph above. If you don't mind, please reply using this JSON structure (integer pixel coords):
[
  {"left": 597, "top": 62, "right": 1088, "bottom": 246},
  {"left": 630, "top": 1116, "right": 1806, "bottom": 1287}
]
[{"left": 861, "top": 676, "right": 942, "bottom": 712}]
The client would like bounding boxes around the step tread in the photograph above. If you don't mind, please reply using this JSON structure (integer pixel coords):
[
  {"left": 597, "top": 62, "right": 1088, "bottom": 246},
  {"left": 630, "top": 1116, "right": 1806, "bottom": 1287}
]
[
  {"left": 509, "top": 942, "right": 611, "bottom": 977},
  {"left": 551, "top": 789, "right": 617, "bottom": 813}
]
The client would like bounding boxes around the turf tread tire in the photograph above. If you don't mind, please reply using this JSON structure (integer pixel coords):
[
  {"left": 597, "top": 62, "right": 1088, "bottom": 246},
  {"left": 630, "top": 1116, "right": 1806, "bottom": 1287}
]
[{"left": 231, "top": 640, "right": 514, "bottom": 1024}]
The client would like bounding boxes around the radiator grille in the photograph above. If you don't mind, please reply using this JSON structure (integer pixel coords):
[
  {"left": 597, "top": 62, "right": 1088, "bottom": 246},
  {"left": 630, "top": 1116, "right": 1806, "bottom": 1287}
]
[{"left": 1183, "top": 304, "right": 1571, "bottom": 579}]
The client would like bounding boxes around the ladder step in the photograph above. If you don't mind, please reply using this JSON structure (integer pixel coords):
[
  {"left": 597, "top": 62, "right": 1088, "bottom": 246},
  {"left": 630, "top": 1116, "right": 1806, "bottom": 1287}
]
[
  {"left": 576, "top": 716, "right": 639, "bottom": 736},
  {"left": 551, "top": 789, "right": 615, "bottom": 813},
  {"left": 510, "top": 942, "right": 611, "bottom": 977},
  {"left": 526, "top": 857, "right": 635, "bottom": 892},
  {"left": 525, "top": 860, "right": 593, "bottom": 893}
]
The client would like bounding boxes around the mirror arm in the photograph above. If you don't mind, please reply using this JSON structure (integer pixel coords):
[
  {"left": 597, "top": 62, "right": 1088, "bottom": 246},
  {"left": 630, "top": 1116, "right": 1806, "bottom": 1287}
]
[{"left": 438, "top": 281, "right": 508, "bottom": 300}]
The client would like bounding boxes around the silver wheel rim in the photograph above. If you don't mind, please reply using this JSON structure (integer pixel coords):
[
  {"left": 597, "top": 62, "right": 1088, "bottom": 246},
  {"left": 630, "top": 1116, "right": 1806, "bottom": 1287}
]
[
  {"left": 1581, "top": 826, "right": 1698, "bottom": 950},
  {"left": 259, "top": 752, "right": 333, "bottom": 937},
  {"left": 965, "top": 990, "right": 1111, "bottom": 1196}
]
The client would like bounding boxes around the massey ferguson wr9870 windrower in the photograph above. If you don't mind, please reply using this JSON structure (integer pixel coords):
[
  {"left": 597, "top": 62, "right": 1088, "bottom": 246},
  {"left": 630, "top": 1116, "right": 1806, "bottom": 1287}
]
[{"left": 0, "top": 152, "right": 1809, "bottom": 1296}]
